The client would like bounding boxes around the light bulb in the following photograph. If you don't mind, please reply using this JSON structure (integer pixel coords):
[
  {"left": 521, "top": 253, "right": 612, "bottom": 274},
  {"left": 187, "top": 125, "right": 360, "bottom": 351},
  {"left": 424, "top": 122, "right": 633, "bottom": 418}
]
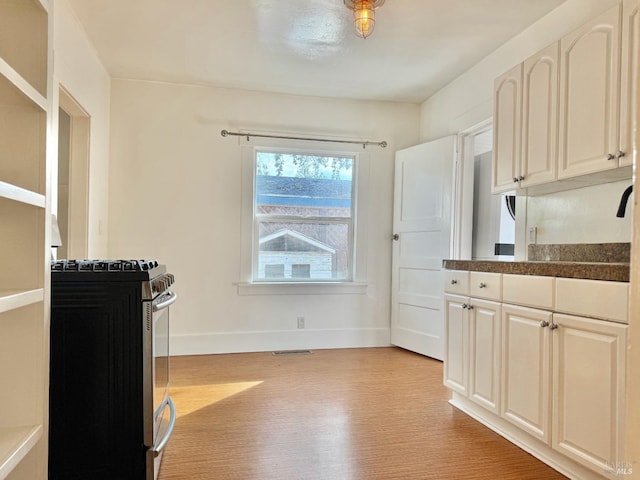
[{"left": 354, "top": 1, "right": 375, "bottom": 38}]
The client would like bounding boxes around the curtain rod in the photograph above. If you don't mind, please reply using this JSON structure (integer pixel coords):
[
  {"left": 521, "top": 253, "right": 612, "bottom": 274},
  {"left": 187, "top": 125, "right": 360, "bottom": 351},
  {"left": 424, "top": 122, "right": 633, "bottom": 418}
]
[{"left": 220, "top": 129, "right": 387, "bottom": 148}]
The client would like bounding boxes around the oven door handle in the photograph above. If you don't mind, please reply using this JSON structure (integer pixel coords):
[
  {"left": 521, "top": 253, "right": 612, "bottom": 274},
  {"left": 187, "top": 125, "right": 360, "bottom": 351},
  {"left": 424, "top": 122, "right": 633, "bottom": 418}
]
[
  {"left": 153, "top": 290, "right": 177, "bottom": 312},
  {"left": 151, "top": 396, "right": 176, "bottom": 457}
]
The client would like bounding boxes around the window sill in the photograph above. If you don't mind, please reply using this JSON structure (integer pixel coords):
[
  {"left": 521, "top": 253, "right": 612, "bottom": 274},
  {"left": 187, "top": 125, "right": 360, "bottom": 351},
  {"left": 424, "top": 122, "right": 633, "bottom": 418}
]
[{"left": 236, "top": 282, "right": 368, "bottom": 296}]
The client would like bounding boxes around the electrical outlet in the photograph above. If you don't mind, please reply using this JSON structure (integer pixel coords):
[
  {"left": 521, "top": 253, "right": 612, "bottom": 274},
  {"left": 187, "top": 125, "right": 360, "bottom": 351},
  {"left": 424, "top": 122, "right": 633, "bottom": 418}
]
[
  {"left": 297, "top": 316, "right": 305, "bottom": 329},
  {"left": 528, "top": 226, "right": 537, "bottom": 244}
]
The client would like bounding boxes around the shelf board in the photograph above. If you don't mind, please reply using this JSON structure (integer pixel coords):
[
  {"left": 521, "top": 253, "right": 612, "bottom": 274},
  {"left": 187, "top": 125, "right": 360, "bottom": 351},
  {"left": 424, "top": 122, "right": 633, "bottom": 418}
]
[
  {"left": 0, "top": 425, "right": 42, "bottom": 480},
  {"left": 0, "top": 182, "right": 45, "bottom": 208},
  {"left": 0, "top": 289, "right": 44, "bottom": 315},
  {"left": 0, "top": 57, "right": 46, "bottom": 111}
]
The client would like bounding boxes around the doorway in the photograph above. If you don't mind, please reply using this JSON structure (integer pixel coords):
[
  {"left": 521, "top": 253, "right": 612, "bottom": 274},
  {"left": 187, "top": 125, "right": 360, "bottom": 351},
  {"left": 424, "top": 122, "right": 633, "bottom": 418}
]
[
  {"left": 457, "top": 120, "right": 515, "bottom": 261},
  {"left": 57, "top": 87, "right": 90, "bottom": 260}
]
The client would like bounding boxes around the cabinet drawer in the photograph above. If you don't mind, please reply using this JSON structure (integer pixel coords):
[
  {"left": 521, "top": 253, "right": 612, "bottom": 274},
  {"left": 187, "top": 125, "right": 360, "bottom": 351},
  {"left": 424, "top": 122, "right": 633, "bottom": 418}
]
[
  {"left": 469, "top": 272, "right": 502, "bottom": 301},
  {"left": 444, "top": 270, "right": 469, "bottom": 295},
  {"left": 555, "top": 278, "right": 629, "bottom": 323},
  {"left": 503, "top": 274, "right": 554, "bottom": 310}
]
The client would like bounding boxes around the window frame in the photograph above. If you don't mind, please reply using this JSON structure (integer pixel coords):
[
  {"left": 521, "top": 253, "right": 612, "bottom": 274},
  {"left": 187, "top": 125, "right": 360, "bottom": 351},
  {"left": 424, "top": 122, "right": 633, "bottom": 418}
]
[{"left": 238, "top": 137, "right": 369, "bottom": 295}]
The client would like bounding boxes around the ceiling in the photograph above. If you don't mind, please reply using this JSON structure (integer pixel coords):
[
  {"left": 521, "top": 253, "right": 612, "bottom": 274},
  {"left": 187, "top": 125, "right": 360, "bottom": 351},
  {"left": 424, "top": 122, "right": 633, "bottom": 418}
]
[{"left": 67, "top": 0, "right": 568, "bottom": 103}]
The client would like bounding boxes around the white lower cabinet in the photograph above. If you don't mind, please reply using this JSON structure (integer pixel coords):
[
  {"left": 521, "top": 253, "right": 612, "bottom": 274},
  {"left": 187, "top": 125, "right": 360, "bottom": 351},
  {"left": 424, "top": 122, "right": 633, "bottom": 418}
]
[
  {"left": 444, "top": 271, "right": 629, "bottom": 479},
  {"left": 501, "top": 304, "right": 553, "bottom": 443},
  {"left": 468, "top": 298, "right": 501, "bottom": 415},
  {"left": 444, "top": 294, "right": 468, "bottom": 396},
  {"left": 444, "top": 294, "right": 501, "bottom": 414},
  {"left": 552, "top": 313, "right": 627, "bottom": 476}
]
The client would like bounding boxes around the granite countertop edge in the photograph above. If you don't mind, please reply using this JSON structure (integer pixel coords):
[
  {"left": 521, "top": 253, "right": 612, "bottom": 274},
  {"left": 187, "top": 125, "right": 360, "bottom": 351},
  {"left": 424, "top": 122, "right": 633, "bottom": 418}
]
[{"left": 442, "top": 260, "right": 630, "bottom": 282}]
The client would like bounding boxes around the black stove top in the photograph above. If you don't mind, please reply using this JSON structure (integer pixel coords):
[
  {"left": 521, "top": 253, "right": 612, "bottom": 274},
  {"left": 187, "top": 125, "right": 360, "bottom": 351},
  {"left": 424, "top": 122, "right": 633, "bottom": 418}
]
[
  {"left": 52, "top": 259, "right": 159, "bottom": 272},
  {"left": 51, "top": 260, "right": 173, "bottom": 300}
]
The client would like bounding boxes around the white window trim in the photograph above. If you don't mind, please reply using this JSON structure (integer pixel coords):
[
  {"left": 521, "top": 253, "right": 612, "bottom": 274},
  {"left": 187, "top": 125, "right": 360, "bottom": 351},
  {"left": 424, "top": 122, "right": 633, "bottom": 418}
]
[{"left": 238, "top": 136, "right": 370, "bottom": 295}]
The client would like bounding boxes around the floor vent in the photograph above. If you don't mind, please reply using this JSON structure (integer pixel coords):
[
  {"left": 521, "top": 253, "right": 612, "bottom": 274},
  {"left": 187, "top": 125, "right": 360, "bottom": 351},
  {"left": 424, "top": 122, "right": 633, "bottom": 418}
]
[{"left": 272, "top": 349, "right": 312, "bottom": 356}]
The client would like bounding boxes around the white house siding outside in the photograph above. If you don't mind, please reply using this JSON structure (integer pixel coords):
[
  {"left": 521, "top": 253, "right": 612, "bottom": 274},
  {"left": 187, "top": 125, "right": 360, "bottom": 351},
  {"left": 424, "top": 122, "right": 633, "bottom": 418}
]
[{"left": 258, "top": 251, "right": 334, "bottom": 280}]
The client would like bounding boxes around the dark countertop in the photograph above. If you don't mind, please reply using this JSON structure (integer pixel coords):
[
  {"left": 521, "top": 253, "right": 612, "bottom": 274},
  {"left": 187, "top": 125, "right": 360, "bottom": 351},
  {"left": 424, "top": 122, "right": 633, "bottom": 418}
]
[{"left": 442, "top": 260, "right": 630, "bottom": 282}]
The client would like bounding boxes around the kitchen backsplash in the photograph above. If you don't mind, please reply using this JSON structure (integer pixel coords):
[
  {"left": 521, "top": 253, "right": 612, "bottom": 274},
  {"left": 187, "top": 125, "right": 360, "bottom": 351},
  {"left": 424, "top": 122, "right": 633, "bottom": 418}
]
[{"left": 528, "top": 243, "right": 630, "bottom": 263}]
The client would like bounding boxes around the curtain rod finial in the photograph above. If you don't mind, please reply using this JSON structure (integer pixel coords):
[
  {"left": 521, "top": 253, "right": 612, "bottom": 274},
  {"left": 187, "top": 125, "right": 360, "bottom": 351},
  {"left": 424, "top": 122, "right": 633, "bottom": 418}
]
[{"left": 221, "top": 129, "right": 229, "bottom": 137}]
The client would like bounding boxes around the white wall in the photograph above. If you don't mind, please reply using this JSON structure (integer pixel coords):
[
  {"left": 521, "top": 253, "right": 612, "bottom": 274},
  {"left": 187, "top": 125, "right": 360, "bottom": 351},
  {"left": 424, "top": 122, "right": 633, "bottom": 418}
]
[
  {"left": 420, "top": 0, "right": 632, "bottom": 247},
  {"left": 108, "top": 79, "right": 420, "bottom": 355},
  {"left": 53, "top": 0, "right": 111, "bottom": 257},
  {"left": 527, "top": 180, "right": 632, "bottom": 244}
]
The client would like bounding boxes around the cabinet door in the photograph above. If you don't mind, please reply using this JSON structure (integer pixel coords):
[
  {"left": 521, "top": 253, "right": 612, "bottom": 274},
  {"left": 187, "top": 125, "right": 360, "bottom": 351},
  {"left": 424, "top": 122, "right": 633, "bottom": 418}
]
[
  {"left": 558, "top": 5, "right": 621, "bottom": 179},
  {"left": 468, "top": 299, "right": 501, "bottom": 414},
  {"left": 501, "top": 304, "right": 552, "bottom": 443},
  {"left": 492, "top": 64, "right": 522, "bottom": 193},
  {"left": 521, "top": 42, "right": 558, "bottom": 187},
  {"left": 443, "top": 294, "right": 468, "bottom": 396},
  {"left": 619, "top": 0, "right": 640, "bottom": 167},
  {"left": 552, "top": 313, "right": 627, "bottom": 475}
]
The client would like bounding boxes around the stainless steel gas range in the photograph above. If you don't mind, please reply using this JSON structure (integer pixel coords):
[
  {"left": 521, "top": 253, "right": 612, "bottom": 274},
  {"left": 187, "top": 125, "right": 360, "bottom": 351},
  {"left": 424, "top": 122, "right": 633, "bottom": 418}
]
[{"left": 49, "top": 259, "right": 177, "bottom": 480}]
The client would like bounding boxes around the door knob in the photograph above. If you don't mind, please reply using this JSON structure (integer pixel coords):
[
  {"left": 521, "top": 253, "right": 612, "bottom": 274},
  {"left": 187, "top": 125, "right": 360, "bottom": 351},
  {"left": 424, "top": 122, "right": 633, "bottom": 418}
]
[
  {"left": 616, "top": 150, "right": 626, "bottom": 159},
  {"left": 540, "top": 321, "right": 549, "bottom": 328}
]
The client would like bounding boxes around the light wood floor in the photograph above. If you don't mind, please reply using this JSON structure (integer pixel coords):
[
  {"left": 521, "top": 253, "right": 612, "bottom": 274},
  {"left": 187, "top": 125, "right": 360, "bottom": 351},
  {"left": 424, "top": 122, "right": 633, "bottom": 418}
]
[{"left": 158, "top": 347, "right": 567, "bottom": 480}]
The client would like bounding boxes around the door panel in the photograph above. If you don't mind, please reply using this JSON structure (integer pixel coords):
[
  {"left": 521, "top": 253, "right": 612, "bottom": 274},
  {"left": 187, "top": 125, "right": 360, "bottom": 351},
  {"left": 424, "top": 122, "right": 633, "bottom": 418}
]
[
  {"left": 391, "top": 136, "right": 456, "bottom": 360},
  {"left": 492, "top": 64, "right": 522, "bottom": 193},
  {"left": 469, "top": 299, "right": 501, "bottom": 414},
  {"left": 521, "top": 42, "right": 558, "bottom": 186},
  {"left": 558, "top": 5, "right": 621, "bottom": 178},
  {"left": 443, "top": 295, "right": 468, "bottom": 395},
  {"left": 501, "top": 304, "right": 552, "bottom": 443},
  {"left": 552, "top": 313, "right": 627, "bottom": 473}
]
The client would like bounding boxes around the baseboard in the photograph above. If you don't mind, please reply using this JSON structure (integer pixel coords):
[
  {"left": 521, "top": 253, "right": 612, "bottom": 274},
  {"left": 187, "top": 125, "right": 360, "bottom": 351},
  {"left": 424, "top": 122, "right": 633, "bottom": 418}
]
[{"left": 170, "top": 327, "right": 391, "bottom": 356}]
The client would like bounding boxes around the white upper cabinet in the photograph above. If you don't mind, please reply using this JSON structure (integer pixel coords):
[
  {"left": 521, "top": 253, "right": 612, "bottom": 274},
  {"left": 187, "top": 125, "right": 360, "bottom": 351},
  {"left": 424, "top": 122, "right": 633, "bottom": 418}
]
[
  {"left": 492, "top": 64, "right": 522, "bottom": 193},
  {"left": 520, "top": 42, "right": 559, "bottom": 188},
  {"left": 619, "top": 0, "right": 640, "bottom": 168},
  {"left": 493, "top": 42, "right": 560, "bottom": 193},
  {"left": 493, "top": 1, "right": 637, "bottom": 194},
  {"left": 558, "top": 5, "right": 621, "bottom": 179}
]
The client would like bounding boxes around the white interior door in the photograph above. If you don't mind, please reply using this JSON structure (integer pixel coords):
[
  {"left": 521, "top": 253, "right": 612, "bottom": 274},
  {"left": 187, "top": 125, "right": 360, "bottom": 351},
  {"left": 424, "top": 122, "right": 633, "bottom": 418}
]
[{"left": 391, "top": 136, "right": 456, "bottom": 360}]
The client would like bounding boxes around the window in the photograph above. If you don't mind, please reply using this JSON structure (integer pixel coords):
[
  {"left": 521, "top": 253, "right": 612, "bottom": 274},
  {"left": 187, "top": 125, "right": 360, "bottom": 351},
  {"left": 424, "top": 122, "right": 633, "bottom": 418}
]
[{"left": 253, "top": 150, "right": 355, "bottom": 282}]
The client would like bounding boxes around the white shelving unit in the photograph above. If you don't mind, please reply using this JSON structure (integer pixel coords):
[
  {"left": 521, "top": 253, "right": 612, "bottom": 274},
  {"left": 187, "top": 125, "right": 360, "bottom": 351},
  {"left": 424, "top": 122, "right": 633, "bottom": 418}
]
[{"left": 0, "top": 0, "right": 51, "bottom": 479}]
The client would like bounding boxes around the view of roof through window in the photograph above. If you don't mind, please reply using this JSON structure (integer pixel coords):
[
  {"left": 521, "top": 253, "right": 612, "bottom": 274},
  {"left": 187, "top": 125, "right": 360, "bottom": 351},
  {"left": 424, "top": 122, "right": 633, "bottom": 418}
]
[{"left": 255, "top": 152, "right": 355, "bottom": 281}]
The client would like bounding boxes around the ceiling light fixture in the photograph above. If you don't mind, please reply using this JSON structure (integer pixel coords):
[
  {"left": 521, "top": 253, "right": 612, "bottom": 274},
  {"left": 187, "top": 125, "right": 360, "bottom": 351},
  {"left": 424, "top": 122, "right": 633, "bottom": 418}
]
[{"left": 344, "top": 0, "right": 385, "bottom": 39}]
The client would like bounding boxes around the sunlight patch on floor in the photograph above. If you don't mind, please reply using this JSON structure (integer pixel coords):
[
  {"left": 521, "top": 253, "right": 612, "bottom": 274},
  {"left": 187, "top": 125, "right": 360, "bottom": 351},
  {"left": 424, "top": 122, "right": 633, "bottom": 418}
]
[{"left": 170, "top": 381, "right": 263, "bottom": 417}]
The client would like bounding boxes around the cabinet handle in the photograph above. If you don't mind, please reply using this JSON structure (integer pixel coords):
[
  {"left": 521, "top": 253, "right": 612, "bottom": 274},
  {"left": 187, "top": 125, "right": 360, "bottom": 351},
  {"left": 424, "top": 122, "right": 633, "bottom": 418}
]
[
  {"left": 467, "top": 304, "right": 474, "bottom": 310},
  {"left": 392, "top": 233, "right": 400, "bottom": 241},
  {"left": 616, "top": 150, "right": 626, "bottom": 159},
  {"left": 513, "top": 177, "right": 519, "bottom": 183},
  {"left": 450, "top": 279, "right": 458, "bottom": 285},
  {"left": 518, "top": 175, "right": 525, "bottom": 181},
  {"left": 549, "top": 323, "right": 558, "bottom": 330},
  {"left": 462, "top": 303, "right": 468, "bottom": 309},
  {"left": 607, "top": 153, "right": 616, "bottom": 161},
  {"left": 478, "top": 282, "right": 487, "bottom": 288},
  {"left": 540, "top": 320, "right": 549, "bottom": 328}
]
